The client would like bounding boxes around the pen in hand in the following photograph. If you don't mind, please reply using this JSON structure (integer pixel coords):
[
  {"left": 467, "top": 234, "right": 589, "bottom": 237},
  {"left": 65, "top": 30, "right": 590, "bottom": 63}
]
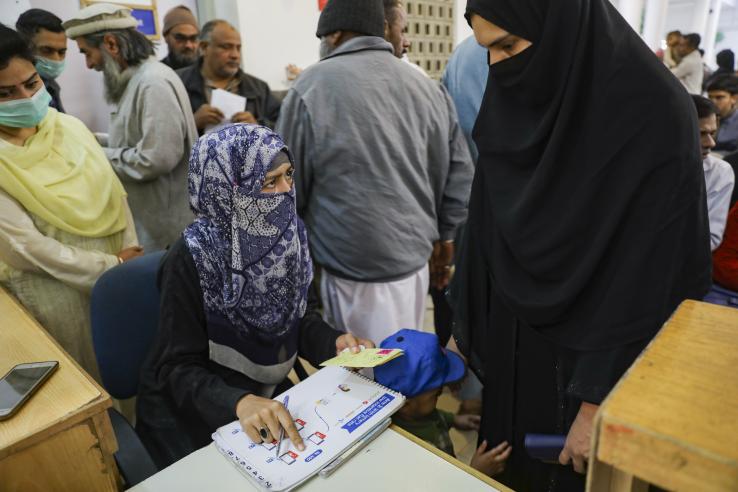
[{"left": 276, "top": 395, "right": 290, "bottom": 458}]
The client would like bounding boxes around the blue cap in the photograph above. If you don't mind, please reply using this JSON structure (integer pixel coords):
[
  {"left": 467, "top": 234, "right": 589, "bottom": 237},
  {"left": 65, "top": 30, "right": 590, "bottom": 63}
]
[{"left": 374, "top": 329, "right": 466, "bottom": 398}]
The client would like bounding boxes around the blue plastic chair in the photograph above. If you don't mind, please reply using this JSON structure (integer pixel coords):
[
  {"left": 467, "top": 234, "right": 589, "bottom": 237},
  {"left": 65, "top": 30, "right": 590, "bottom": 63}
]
[
  {"left": 90, "top": 251, "right": 165, "bottom": 487},
  {"left": 703, "top": 283, "right": 738, "bottom": 309}
]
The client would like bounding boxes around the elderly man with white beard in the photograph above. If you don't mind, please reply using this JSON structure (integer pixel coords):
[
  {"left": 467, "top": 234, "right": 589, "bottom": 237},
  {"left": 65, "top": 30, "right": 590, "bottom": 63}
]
[{"left": 64, "top": 3, "right": 197, "bottom": 252}]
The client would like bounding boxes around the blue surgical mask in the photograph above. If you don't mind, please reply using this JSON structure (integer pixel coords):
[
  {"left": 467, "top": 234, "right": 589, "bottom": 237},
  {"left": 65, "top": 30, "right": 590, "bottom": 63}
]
[
  {"left": 35, "top": 57, "right": 66, "bottom": 79},
  {"left": 0, "top": 87, "right": 52, "bottom": 128}
]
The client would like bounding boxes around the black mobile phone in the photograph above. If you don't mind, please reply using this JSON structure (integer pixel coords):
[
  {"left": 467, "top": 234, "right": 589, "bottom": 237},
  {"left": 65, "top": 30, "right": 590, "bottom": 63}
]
[{"left": 0, "top": 361, "right": 59, "bottom": 421}]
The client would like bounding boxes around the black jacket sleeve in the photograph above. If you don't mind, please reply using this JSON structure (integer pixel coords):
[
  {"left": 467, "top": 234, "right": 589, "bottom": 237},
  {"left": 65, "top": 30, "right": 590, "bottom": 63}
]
[
  {"left": 152, "top": 238, "right": 256, "bottom": 428},
  {"left": 258, "top": 85, "right": 282, "bottom": 130},
  {"left": 297, "top": 282, "right": 344, "bottom": 368},
  {"left": 148, "top": 240, "right": 343, "bottom": 432},
  {"left": 566, "top": 338, "right": 649, "bottom": 404}
]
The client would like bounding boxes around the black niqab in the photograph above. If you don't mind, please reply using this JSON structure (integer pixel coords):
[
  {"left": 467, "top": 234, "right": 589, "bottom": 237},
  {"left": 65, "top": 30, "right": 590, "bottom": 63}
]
[{"left": 453, "top": 0, "right": 711, "bottom": 363}]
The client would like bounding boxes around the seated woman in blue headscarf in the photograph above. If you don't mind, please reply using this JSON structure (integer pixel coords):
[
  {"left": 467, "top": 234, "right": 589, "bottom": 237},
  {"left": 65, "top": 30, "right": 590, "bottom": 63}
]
[{"left": 136, "top": 124, "right": 373, "bottom": 468}]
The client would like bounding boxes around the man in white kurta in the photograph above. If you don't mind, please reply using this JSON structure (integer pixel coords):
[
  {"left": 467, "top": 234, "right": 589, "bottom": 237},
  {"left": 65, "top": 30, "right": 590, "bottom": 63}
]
[
  {"left": 694, "top": 95, "right": 736, "bottom": 250},
  {"left": 278, "top": 1, "right": 473, "bottom": 344},
  {"left": 704, "top": 154, "right": 735, "bottom": 250},
  {"left": 672, "top": 34, "right": 704, "bottom": 95}
]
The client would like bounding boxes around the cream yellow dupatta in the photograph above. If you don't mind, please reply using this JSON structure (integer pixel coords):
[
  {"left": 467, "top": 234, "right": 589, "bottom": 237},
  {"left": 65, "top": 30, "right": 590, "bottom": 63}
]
[{"left": 0, "top": 108, "right": 126, "bottom": 237}]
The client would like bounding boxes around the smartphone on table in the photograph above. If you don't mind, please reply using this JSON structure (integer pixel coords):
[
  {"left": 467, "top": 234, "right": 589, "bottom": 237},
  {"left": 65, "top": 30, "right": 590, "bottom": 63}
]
[{"left": 0, "top": 361, "right": 59, "bottom": 421}]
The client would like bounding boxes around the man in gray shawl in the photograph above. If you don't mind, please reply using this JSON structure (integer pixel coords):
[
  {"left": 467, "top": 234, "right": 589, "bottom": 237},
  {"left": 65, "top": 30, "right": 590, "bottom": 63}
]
[
  {"left": 64, "top": 3, "right": 197, "bottom": 251},
  {"left": 277, "top": 0, "right": 473, "bottom": 344}
]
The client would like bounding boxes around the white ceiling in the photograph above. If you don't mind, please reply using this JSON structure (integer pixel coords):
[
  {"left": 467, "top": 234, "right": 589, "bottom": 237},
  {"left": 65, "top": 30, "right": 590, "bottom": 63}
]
[
  {"left": 662, "top": 0, "right": 737, "bottom": 33},
  {"left": 719, "top": 2, "right": 738, "bottom": 29},
  {"left": 671, "top": 0, "right": 738, "bottom": 29}
]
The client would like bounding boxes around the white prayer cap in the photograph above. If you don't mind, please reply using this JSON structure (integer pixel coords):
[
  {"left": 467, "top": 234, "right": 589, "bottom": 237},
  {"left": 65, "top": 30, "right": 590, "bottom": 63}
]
[{"left": 63, "top": 3, "right": 138, "bottom": 39}]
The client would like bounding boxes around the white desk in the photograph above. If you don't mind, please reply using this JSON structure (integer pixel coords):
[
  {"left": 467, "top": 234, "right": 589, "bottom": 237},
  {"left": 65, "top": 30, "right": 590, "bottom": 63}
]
[{"left": 131, "top": 426, "right": 511, "bottom": 492}]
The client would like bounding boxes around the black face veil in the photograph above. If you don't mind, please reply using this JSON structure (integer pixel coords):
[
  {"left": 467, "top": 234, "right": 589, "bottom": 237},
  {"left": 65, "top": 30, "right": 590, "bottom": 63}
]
[{"left": 452, "top": 0, "right": 711, "bottom": 364}]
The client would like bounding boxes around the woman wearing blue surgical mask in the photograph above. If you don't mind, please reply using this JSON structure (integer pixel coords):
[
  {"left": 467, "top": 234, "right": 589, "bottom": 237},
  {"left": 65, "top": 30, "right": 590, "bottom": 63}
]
[{"left": 0, "top": 24, "right": 142, "bottom": 381}]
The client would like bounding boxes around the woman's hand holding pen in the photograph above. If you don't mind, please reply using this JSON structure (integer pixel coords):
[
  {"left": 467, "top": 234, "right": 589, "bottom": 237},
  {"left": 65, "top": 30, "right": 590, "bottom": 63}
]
[{"left": 236, "top": 394, "right": 306, "bottom": 451}]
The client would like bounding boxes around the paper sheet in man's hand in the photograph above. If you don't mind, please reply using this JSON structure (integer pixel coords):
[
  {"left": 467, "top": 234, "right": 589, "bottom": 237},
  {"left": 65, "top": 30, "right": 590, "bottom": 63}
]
[
  {"left": 210, "top": 88, "right": 246, "bottom": 121},
  {"left": 320, "top": 348, "right": 404, "bottom": 368}
]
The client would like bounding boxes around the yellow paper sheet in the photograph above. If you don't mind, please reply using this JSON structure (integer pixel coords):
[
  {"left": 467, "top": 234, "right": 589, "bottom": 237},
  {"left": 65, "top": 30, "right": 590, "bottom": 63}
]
[{"left": 320, "top": 348, "right": 404, "bottom": 368}]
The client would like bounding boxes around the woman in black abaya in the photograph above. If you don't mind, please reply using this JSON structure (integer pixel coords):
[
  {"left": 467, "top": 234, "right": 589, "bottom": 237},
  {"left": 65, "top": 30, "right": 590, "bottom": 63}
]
[{"left": 451, "top": 1, "right": 712, "bottom": 490}]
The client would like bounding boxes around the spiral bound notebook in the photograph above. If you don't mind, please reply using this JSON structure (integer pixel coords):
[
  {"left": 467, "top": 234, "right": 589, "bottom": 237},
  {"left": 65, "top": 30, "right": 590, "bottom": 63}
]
[{"left": 212, "top": 366, "right": 405, "bottom": 491}]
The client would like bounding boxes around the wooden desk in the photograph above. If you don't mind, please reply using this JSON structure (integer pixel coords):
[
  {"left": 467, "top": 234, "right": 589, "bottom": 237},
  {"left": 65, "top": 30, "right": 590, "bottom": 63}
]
[
  {"left": 0, "top": 287, "right": 120, "bottom": 491},
  {"left": 587, "top": 301, "right": 738, "bottom": 491},
  {"left": 131, "top": 426, "right": 513, "bottom": 492}
]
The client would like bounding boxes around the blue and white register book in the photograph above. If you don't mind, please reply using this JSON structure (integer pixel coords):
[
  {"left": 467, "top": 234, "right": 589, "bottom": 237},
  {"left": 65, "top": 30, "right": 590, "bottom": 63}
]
[{"left": 212, "top": 366, "right": 405, "bottom": 491}]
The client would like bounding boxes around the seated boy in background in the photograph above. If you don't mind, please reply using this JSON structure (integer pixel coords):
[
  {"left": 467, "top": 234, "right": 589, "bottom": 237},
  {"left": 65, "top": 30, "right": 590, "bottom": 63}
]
[{"left": 375, "top": 329, "right": 511, "bottom": 477}]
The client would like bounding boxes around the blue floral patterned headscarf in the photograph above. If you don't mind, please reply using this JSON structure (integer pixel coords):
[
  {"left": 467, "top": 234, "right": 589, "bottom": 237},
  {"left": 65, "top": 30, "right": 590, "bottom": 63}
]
[{"left": 183, "top": 124, "right": 313, "bottom": 344}]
